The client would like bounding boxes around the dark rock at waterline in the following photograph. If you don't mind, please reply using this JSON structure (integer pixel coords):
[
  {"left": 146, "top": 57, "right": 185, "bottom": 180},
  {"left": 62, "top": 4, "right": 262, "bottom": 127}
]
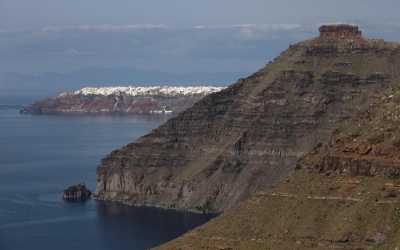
[
  {"left": 19, "top": 109, "right": 29, "bottom": 115},
  {"left": 62, "top": 182, "right": 91, "bottom": 200}
]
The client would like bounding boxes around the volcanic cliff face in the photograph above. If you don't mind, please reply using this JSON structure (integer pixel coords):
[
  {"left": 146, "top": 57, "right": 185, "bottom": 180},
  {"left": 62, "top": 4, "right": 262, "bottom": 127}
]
[
  {"left": 297, "top": 86, "right": 400, "bottom": 178},
  {"left": 155, "top": 88, "right": 400, "bottom": 250},
  {"left": 95, "top": 24, "right": 400, "bottom": 213},
  {"left": 25, "top": 86, "right": 223, "bottom": 114}
]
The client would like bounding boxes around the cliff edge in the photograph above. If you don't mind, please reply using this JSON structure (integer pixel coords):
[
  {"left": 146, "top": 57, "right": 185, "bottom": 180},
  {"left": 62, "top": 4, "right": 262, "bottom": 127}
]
[{"left": 95, "top": 24, "right": 400, "bottom": 213}]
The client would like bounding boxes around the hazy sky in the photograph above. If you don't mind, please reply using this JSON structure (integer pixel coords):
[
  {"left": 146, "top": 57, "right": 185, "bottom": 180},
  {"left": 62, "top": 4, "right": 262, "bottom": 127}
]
[{"left": 2, "top": 0, "right": 400, "bottom": 74}]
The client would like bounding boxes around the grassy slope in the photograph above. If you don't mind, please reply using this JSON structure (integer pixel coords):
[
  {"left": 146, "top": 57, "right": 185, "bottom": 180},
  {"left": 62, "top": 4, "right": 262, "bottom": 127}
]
[{"left": 155, "top": 169, "right": 400, "bottom": 249}]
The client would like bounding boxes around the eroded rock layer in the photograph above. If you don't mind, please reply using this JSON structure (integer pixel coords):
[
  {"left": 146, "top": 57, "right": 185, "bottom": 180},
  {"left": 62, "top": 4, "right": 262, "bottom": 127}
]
[
  {"left": 297, "top": 86, "right": 400, "bottom": 178},
  {"left": 155, "top": 85, "right": 400, "bottom": 250},
  {"left": 95, "top": 24, "right": 400, "bottom": 213}
]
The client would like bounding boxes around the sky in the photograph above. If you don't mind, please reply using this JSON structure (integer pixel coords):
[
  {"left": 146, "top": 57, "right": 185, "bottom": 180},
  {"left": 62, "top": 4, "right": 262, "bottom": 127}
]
[{"left": 2, "top": 0, "right": 400, "bottom": 75}]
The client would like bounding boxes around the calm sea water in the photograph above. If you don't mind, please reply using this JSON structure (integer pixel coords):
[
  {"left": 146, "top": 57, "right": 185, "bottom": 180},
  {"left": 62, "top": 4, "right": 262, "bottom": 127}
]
[{"left": 0, "top": 95, "right": 214, "bottom": 250}]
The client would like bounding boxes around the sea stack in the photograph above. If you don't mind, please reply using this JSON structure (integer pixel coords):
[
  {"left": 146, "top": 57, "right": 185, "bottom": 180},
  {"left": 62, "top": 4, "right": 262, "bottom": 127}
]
[
  {"left": 94, "top": 24, "right": 400, "bottom": 213},
  {"left": 62, "top": 182, "right": 92, "bottom": 200}
]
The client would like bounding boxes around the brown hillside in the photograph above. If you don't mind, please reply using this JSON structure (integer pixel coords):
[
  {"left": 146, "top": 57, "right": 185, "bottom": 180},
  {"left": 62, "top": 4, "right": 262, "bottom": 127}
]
[
  {"left": 297, "top": 85, "right": 400, "bottom": 179},
  {"left": 155, "top": 87, "right": 400, "bottom": 249},
  {"left": 94, "top": 24, "right": 400, "bottom": 213},
  {"left": 155, "top": 170, "right": 400, "bottom": 249}
]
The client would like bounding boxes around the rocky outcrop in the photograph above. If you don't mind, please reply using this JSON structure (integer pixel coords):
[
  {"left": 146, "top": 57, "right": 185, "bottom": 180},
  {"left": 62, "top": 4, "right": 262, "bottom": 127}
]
[
  {"left": 94, "top": 25, "right": 400, "bottom": 213},
  {"left": 319, "top": 24, "right": 362, "bottom": 38},
  {"left": 19, "top": 109, "right": 28, "bottom": 115},
  {"left": 25, "top": 86, "right": 224, "bottom": 114},
  {"left": 62, "top": 182, "right": 91, "bottom": 199},
  {"left": 297, "top": 87, "right": 400, "bottom": 179}
]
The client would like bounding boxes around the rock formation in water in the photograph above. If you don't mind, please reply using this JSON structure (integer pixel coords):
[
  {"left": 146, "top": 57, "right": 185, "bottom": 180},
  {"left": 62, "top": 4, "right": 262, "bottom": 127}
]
[
  {"left": 25, "top": 86, "right": 224, "bottom": 114},
  {"left": 94, "top": 24, "right": 400, "bottom": 213},
  {"left": 155, "top": 86, "right": 400, "bottom": 250},
  {"left": 62, "top": 182, "right": 92, "bottom": 199}
]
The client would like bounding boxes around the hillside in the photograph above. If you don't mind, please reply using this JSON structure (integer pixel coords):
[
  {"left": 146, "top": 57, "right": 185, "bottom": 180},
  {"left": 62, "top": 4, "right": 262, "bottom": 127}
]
[
  {"left": 23, "top": 86, "right": 224, "bottom": 114},
  {"left": 155, "top": 87, "right": 400, "bottom": 249},
  {"left": 94, "top": 24, "right": 400, "bottom": 213}
]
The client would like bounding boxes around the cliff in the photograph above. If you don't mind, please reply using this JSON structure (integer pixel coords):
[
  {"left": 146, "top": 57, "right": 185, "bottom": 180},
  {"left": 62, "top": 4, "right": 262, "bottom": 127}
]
[
  {"left": 94, "top": 24, "right": 400, "bottom": 213},
  {"left": 297, "top": 91, "right": 400, "bottom": 179},
  {"left": 25, "top": 86, "right": 224, "bottom": 114},
  {"left": 154, "top": 86, "right": 400, "bottom": 250}
]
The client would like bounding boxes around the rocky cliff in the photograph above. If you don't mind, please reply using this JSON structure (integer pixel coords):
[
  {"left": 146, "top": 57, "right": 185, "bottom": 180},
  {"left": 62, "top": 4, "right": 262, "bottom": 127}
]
[
  {"left": 25, "top": 86, "right": 223, "bottom": 114},
  {"left": 94, "top": 24, "right": 400, "bottom": 213},
  {"left": 155, "top": 86, "right": 400, "bottom": 250},
  {"left": 297, "top": 86, "right": 400, "bottom": 178}
]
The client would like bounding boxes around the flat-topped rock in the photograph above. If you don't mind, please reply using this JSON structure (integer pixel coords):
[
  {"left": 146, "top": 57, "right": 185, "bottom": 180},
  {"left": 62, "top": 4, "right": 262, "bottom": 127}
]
[{"left": 319, "top": 24, "right": 362, "bottom": 38}]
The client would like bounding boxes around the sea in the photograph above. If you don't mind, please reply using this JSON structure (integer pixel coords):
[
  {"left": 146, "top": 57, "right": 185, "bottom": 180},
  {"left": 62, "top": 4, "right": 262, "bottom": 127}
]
[{"left": 0, "top": 94, "right": 214, "bottom": 250}]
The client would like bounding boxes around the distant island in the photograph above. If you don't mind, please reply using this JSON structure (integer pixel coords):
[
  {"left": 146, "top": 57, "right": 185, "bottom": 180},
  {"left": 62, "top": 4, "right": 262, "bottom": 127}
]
[
  {"left": 1, "top": 67, "right": 248, "bottom": 95},
  {"left": 21, "top": 86, "right": 225, "bottom": 114}
]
